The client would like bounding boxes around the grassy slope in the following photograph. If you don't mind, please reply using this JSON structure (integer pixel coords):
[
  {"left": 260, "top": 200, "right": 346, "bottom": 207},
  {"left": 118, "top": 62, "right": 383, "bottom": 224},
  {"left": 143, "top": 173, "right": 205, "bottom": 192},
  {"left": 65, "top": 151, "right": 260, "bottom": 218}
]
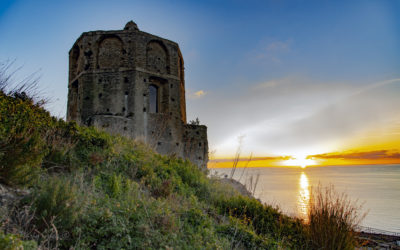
[{"left": 0, "top": 90, "right": 309, "bottom": 249}]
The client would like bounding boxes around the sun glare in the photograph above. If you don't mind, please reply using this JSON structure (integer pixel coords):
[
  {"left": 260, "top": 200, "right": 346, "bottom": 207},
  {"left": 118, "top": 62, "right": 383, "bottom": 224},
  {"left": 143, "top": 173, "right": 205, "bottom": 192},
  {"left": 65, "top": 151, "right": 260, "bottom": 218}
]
[
  {"left": 298, "top": 172, "right": 310, "bottom": 220},
  {"left": 285, "top": 155, "right": 316, "bottom": 168}
]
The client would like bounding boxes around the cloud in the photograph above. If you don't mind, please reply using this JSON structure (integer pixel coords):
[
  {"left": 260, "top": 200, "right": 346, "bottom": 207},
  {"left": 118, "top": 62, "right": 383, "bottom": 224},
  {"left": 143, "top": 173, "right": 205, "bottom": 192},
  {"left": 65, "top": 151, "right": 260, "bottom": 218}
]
[
  {"left": 308, "top": 150, "right": 400, "bottom": 160},
  {"left": 210, "top": 155, "right": 292, "bottom": 163},
  {"left": 265, "top": 40, "right": 291, "bottom": 52},
  {"left": 187, "top": 90, "right": 207, "bottom": 99},
  {"left": 187, "top": 75, "right": 400, "bottom": 157},
  {"left": 253, "top": 76, "right": 297, "bottom": 89},
  {"left": 246, "top": 38, "right": 293, "bottom": 65},
  {"left": 264, "top": 78, "right": 400, "bottom": 149}
]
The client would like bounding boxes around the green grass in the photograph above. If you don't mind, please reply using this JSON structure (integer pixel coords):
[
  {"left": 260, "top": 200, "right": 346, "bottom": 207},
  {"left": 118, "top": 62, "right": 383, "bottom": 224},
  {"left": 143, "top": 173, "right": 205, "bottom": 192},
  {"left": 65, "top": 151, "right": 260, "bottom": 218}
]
[{"left": 0, "top": 84, "right": 365, "bottom": 249}]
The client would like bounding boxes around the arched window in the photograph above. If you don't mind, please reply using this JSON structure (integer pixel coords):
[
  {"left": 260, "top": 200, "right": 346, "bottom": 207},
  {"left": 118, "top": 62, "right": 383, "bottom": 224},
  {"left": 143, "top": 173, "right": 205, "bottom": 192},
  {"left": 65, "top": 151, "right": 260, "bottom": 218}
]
[
  {"left": 149, "top": 84, "right": 159, "bottom": 113},
  {"left": 97, "top": 36, "right": 124, "bottom": 69},
  {"left": 146, "top": 40, "right": 169, "bottom": 74}
]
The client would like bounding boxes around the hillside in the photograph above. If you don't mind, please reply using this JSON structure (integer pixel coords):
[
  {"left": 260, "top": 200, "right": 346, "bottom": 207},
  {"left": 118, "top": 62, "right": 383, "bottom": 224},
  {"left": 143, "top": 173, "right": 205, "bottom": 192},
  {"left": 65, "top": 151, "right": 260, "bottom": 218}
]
[{"left": 0, "top": 85, "right": 310, "bottom": 249}]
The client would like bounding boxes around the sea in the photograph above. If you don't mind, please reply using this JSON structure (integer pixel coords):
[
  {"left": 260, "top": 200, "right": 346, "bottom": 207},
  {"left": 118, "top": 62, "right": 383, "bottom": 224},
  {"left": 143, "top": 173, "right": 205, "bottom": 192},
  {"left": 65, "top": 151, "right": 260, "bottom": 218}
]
[{"left": 210, "top": 164, "right": 400, "bottom": 233}]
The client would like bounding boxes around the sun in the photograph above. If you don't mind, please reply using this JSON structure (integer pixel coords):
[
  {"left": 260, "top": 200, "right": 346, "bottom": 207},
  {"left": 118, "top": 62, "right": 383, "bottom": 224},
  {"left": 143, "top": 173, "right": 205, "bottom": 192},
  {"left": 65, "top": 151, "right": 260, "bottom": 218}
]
[{"left": 284, "top": 155, "right": 316, "bottom": 168}]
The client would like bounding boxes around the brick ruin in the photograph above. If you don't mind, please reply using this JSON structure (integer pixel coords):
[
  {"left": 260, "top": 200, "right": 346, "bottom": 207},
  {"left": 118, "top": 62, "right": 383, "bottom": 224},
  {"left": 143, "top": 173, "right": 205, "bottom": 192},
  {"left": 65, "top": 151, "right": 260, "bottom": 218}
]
[{"left": 66, "top": 21, "right": 208, "bottom": 169}]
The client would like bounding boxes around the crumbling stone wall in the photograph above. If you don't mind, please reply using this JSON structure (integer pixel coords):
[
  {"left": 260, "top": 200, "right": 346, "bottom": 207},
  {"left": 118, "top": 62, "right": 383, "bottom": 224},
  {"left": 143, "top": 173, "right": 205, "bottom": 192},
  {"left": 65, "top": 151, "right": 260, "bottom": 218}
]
[
  {"left": 67, "top": 21, "right": 208, "bottom": 169},
  {"left": 184, "top": 125, "right": 208, "bottom": 169}
]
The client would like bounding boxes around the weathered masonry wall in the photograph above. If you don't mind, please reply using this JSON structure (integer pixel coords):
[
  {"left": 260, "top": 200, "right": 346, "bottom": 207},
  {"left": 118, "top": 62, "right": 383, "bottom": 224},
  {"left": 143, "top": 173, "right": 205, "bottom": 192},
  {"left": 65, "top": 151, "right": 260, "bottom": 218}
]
[
  {"left": 184, "top": 125, "right": 208, "bottom": 168},
  {"left": 67, "top": 21, "right": 208, "bottom": 169}
]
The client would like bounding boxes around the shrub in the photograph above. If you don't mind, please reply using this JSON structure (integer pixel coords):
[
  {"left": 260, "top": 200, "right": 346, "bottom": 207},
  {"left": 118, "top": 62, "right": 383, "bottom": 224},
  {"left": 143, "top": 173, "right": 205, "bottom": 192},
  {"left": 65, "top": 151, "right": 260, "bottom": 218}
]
[
  {"left": 217, "top": 218, "right": 278, "bottom": 249},
  {"left": 306, "top": 184, "right": 366, "bottom": 250},
  {"left": 29, "top": 176, "right": 82, "bottom": 231},
  {"left": 215, "top": 195, "right": 307, "bottom": 248},
  {"left": 0, "top": 231, "right": 37, "bottom": 250},
  {"left": 0, "top": 91, "right": 52, "bottom": 186}
]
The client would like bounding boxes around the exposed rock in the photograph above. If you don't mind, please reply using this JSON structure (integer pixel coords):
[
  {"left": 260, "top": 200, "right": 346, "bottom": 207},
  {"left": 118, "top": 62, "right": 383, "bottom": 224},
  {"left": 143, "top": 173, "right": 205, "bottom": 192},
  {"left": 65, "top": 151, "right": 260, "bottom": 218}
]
[{"left": 219, "top": 178, "right": 253, "bottom": 197}]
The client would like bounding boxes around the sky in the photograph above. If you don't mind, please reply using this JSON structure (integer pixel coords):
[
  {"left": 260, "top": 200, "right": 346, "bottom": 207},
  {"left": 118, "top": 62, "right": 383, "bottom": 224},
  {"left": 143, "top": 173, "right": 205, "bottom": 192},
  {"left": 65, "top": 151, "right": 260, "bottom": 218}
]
[{"left": 1, "top": 0, "right": 399, "bottom": 166}]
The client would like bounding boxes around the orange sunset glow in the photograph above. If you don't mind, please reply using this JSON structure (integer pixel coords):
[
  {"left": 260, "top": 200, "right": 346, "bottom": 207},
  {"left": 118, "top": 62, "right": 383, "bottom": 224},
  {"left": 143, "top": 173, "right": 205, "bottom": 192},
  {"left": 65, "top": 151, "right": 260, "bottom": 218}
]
[{"left": 209, "top": 129, "right": 400, "bottom": 168}]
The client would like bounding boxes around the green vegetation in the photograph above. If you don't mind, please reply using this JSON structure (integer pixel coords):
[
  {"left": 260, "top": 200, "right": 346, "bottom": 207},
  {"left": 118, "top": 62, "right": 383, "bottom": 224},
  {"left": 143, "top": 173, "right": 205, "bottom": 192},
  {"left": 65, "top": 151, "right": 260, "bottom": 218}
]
[{"left": 0, "top": 72, "right": 364, "bottom": 249}]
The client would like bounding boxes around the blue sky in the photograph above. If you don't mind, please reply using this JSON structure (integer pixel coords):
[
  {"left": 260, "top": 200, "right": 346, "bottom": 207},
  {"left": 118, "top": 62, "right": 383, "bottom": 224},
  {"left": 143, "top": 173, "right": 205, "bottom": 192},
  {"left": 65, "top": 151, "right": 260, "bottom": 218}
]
[{"left": 1, "top": 0, "right": 399, "bottom": 157}]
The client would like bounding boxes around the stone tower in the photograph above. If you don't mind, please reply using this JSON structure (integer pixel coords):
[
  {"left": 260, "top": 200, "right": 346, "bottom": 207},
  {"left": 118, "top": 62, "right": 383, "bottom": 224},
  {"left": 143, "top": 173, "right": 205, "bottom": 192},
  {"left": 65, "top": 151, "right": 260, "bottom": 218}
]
[{"left": 67, "top": 21, "right": 208, "bottom": 168}]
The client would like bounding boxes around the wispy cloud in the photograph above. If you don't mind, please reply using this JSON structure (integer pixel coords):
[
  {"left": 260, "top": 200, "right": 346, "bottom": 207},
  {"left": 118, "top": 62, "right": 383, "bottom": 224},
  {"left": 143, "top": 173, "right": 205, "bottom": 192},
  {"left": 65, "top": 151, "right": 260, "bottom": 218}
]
[
  {"left": 187, "top": 90, "right": 207, "bottom": 99},
  {"left": 253, "top": 76, "right": 296, "bottom": 89},
  {"left": 265, "top": 40, "right": 291, "bottom": 52},
  {"left": 308, "top": 150, "right": 400, "bottom": 160},
  {"left": 210, "top": 155, "right": 292, "bottom": 163},
  {"left": 188, "top": 75, "right": 400, "bottom": 157},
  {"left": 246, "top": 38, "right": 293, "bottom": 65}
]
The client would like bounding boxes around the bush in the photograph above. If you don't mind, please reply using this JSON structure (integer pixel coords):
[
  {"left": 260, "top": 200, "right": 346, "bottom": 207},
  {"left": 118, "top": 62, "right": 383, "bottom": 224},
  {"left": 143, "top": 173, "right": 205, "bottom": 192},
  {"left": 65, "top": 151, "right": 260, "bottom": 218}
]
[
  {"left": 0, "top": 231, "right": 37, "bottom": 250},
  {"left": 216, "top": 195, "right": 306, "bottom": 240},
  {"left": 217, "top": 218, "right": 278, "bottom": 249},
  {"left": 0, "top": 91, "right": 53, "bottom": 186},
  {"left": 29, "top": 176, "right": 82, "bottom": 231},
  {"left": 306, "top": 184, "right": 366, "bottom": 250}
]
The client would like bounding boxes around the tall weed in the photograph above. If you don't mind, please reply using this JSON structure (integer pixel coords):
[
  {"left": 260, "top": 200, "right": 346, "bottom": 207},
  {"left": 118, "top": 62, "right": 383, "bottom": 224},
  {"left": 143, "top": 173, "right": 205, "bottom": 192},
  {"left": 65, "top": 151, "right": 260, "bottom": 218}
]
[{"left": 306, "top": 184, "right": 366, "bottom": 250}]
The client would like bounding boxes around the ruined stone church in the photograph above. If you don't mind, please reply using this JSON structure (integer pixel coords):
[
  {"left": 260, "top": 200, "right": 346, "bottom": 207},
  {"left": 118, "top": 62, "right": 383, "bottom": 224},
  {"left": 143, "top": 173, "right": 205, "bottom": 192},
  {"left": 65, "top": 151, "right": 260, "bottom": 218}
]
[{"left": 67, "top": 21, "right": 208, "bottom": 168}]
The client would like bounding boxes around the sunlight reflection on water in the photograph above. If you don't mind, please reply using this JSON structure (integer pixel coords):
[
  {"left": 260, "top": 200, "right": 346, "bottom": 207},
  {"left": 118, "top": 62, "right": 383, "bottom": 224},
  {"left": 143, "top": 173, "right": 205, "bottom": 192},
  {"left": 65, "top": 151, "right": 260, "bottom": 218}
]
[
  {"left": 298, "top": 172, "right": 310, "bottom": 221},
  {"left": 210, "top": 165, "right": 400, "bottom": 232}
]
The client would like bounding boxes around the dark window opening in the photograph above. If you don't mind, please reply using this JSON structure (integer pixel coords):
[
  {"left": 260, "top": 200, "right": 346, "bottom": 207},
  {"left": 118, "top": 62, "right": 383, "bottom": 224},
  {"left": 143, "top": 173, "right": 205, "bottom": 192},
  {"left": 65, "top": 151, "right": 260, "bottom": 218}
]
[
  {"left": 72, "top": 80, "right": 78, "bottom": 88},
  {"left": 122, "top": 107, "right": 126, "bottom": 112},
  {"left": 125, "top": 91, "right": 129, "bottom": 95},
  {"left": 124, "top": 77, "right": 129, "bottom": 83},
  {"left": 98, "top": 93, "right": 102, "bottom": 98},
  {"left": 123, "top": 127, "right": 127, "bottom": 131},
  {"left": 157, "top": 142, "right": 162, "bottom": 146},
  {"left": 149, "top": 84, "right": 159, "bottom": 113},
  {"left": 199, "top": 143, "right": 202, "bottom": 147},
  {"left": 84, "top": 50, "right": 93, "bottom": 57}
]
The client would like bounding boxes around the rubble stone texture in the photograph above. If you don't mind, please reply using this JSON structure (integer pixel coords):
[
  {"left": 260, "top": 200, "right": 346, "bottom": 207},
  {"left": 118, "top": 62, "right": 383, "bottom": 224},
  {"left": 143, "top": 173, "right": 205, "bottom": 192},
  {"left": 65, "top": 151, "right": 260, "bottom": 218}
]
[{"left": 67, "top": 21, "right": 208, "bottom": 169}]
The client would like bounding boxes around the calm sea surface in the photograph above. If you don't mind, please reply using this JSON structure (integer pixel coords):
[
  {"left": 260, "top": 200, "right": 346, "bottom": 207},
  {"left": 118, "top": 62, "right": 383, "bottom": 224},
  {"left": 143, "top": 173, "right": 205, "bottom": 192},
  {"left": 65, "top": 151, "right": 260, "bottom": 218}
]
[{"left": 210, "top": 165, "right": 400, "bottom": 233}]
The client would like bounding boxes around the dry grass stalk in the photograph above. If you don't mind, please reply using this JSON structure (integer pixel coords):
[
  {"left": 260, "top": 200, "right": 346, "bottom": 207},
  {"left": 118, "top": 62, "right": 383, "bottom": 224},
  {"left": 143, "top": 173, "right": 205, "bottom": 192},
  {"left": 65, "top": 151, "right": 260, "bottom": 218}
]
[
  {"left": 0, "top": 60, "right": 47, "bottom": 105},
  {"left": 229, "top": 135, "right": 244, "bottom": 179},
  {"left": 307, "top": 184, "right": 367, "bottom": 250}
]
